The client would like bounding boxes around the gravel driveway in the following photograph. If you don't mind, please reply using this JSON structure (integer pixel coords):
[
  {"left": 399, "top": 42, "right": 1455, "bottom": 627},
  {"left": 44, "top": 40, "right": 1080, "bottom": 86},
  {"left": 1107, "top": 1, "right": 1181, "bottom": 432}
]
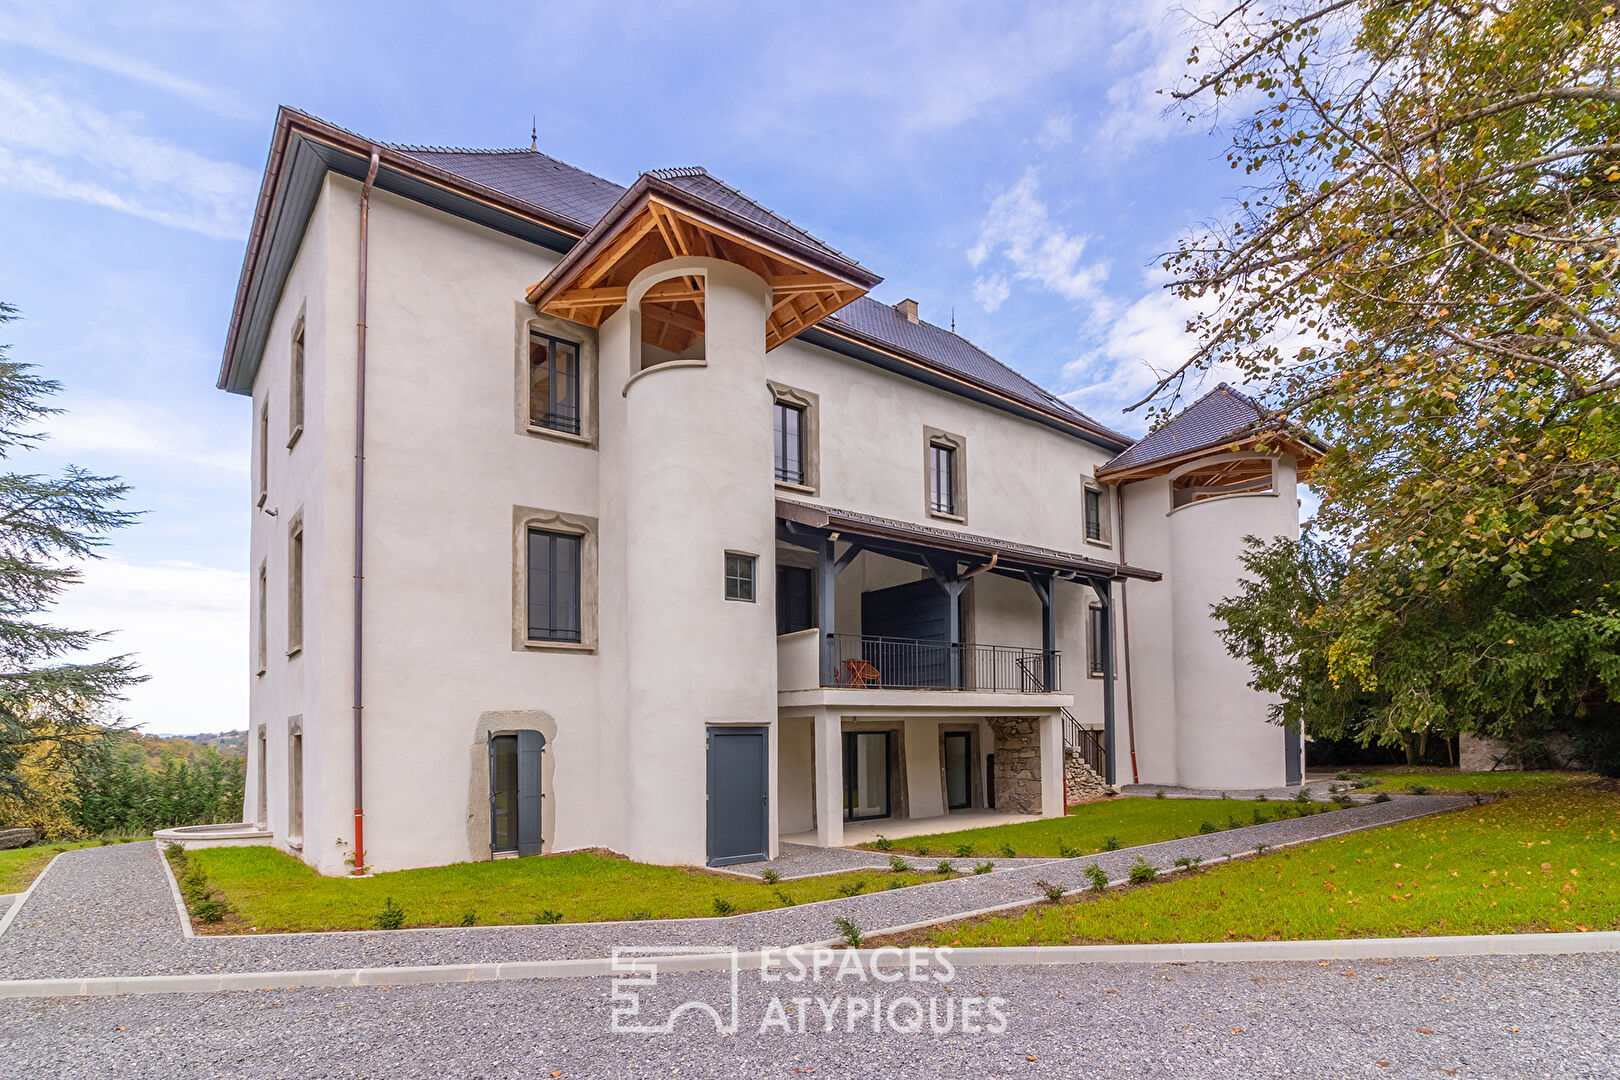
[
  {"left": 0, "top": 795, "right": 1468, "bottom": 980},
  {"left": 3, "top": 953, "right": 1614, "bottom": 1079}
]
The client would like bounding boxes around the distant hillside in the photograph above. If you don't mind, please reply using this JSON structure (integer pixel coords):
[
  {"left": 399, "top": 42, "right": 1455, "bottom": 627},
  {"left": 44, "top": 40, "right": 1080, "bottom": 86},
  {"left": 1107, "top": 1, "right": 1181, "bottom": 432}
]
[{"left": 141, "top": 730, "right": 248, "bottom": 760}]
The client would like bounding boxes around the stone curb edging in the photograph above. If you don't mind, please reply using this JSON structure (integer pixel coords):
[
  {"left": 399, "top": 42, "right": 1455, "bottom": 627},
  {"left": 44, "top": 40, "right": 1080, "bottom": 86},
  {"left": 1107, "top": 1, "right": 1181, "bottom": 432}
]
[
  {"left": 155, "top": 841, "right": 196, "bottom": 939},
  {"left": 0, "top": 850, "right": 63, "bottom": 941},
  {"left": 1, "top": 930, "right": 1616, "bottom": 999}
]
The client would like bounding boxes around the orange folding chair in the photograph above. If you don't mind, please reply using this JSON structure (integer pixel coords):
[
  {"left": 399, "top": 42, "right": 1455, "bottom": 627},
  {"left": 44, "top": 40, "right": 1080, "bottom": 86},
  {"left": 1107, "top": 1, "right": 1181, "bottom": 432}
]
[{"left": 842, "top": 657, "right": 881, "bottom": 688}]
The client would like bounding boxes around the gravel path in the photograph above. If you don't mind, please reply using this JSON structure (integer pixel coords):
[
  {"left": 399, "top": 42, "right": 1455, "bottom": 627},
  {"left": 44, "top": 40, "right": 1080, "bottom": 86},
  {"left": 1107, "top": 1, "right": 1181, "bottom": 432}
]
[
  {"left": 0, "top": 795, "right": 1468, "bottom": 981},
  {"left": 3, "top": 953, "right": 1613, "bottom": 1078},
  {"left": 1118, "top": 781, "right": 1357, "bottom": 801},
  {"left": 720, "top": 842, "right": 1054, "bottom": 880}
]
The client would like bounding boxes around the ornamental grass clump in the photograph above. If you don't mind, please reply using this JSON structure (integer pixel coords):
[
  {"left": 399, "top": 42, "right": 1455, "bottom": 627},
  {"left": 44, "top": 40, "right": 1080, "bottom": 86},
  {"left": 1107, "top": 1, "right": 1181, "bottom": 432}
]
[{"left": 1128, "top": 859, "right": 1157, "bottom": 885}]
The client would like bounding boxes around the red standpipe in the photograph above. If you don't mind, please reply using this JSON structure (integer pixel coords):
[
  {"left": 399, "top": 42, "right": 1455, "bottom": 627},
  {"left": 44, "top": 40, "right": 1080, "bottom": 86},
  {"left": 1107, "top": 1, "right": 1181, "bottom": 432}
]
[{"left": 352, "top": 148, "right": 380, "bottom": 874}]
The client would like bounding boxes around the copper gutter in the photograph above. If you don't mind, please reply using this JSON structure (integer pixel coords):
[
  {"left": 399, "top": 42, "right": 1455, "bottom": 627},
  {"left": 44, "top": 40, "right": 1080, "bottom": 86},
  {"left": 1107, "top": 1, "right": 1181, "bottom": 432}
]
[{"left": 351, "top": 147, "right": 379, "bottom": 874}]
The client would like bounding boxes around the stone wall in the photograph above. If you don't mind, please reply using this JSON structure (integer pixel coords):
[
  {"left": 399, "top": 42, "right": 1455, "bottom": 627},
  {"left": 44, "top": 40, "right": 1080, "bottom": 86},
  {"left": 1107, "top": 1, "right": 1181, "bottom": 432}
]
[
  {"left": 1064, "top": 750, "right": 1109, "bottom": 805},
  {"left": 990, "top": 717, "right": 1042, "bottom": 815}
]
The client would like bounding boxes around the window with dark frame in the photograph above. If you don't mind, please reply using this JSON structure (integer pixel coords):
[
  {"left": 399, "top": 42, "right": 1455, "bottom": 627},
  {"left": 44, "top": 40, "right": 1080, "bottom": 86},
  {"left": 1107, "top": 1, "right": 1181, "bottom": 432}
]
[
  {"left": 287, "top": 518, "right": 304, "bottom": 654},
  {"left": 529, "top": 331, "right": 581, "bottom": 435},
  {"left": 1084, "top": 488, "right": 1103, "bottom": 541},
  {"left": 526, "top": 528, "right": 582, "bottom": 642},
  {"left": 725, "top": 552, "right": 756, "bottom": 602},
  {"left": 773, "top": 400, "right": 805, "bottom": 484},
  {"left": 929, "top": 441, "right": 956, "bottom": 515},
  {"left": 1087, "top": 604, "right": 1107, "bottom": 676},
  {"left": 289, "top": 319, "right": 305, "bottom": 440}
]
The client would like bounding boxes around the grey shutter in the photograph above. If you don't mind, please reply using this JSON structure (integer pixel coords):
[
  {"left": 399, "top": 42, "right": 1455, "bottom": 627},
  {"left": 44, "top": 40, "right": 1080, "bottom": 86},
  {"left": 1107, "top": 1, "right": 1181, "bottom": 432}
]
[
  {"left": 487, "top": 733, "right": 497, "bottom": 856},
  {"left": 516, "top": 729, "right": 546, "bottom": 856}
]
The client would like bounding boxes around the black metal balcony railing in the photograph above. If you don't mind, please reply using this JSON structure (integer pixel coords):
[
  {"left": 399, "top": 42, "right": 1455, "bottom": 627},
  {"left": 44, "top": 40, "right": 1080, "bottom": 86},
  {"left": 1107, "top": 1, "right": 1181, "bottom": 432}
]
[
  {"left": 827, "top": 634, "right": 1058, "bottom": 693},
  {"left": 1065, "top": 711, "right": 1107, "bottom": 780}
]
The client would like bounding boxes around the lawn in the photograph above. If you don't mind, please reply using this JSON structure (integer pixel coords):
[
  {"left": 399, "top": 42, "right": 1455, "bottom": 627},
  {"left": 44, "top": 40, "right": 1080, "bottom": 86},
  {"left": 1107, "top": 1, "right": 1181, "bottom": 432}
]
[
  {"left": 0, "top": 837, "right": 147, "bottom": 894},
  {"left": 180, "top": 846, "right": 941, "bottom": 933},
  {"left": 857, "top": 796, "right": 1346, "bottom": 859},
  {"left": 910, "top": 779, "right": 1619, "bottom": 947},
  {"left": 1346, "top": 767, "right": 1590, "bottom": 794}
]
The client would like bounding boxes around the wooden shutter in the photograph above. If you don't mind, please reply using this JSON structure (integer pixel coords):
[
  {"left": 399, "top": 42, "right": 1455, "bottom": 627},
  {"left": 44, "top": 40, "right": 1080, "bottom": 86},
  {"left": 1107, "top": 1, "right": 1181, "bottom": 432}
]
[{"left": 516, "top": 729, "right": 546, "bottom": 856}]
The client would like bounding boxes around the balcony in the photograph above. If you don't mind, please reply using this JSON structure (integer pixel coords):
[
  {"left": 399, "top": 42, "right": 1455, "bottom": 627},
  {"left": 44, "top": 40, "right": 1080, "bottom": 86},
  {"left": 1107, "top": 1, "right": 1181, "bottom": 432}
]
[{"left": 827, "top": 634, "right": 1056, "bottom": 693}]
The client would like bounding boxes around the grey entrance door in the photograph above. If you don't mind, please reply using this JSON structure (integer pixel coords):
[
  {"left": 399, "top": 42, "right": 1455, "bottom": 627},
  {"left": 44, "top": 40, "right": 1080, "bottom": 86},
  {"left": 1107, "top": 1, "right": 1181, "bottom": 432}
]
[
  {"left": 944, "top": 731, "right": 971, "bottom": 810},
  {"left": 707, "top": 726, "right": 769, "bottom": 867}
]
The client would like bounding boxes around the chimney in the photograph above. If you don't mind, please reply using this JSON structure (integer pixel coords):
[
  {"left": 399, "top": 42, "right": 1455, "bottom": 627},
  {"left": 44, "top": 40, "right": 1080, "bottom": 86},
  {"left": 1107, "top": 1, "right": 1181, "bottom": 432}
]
[{"left": 896, "top": 298, "right": 919, "bottom": 324}]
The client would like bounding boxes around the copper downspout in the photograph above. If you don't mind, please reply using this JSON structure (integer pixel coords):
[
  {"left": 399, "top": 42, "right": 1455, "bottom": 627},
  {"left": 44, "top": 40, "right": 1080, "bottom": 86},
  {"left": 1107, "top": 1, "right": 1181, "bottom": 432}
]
[
  {"left": 352, "top": 148, "right": 380, "bottom": 874},
  {"left": 1115, "top": 486, "right": 1141, "bottom": 784}
]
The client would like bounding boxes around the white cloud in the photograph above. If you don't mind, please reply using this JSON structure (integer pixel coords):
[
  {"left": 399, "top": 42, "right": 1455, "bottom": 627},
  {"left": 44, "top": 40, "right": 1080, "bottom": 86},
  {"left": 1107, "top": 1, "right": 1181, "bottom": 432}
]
[
  {"left": 0, "top": 13, "right": 255, "bottom": 120},
  {"left": 966, "top": 169, "right": 1108, "bottom": 311},
  {"left": 1036, "top": 112, "right": 1075, "bottom": 150},
  {"left": 48, "top": 556, "right": 247, "bottom": 736},
  {"left": 1088, "top": 1, "right": 1233, "bottom": 160},
  {"left": 0, "top": 73, "right": 256, "bottom": 239},
  {"left": 44, "top": 398, "right": 244, "bottom": 474}
]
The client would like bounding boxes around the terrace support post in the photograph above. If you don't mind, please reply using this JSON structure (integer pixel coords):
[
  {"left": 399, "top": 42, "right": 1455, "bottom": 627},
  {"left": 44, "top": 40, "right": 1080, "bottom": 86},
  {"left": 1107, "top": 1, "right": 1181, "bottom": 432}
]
[
  {"left": 1089, "top": 577, "right": 1117, "bottom": 787},
  {"left": 1028, "top": 571, "right": 1057, "bottom": 692},
  {"left": 813, "top": 708, "right": 844, "bottom": 848},
  {"left": 817, "top": 534, "right": 837, "bottom": 688},
  {"left": 925, "top": 557, "right": 966, "bottom": 689}
]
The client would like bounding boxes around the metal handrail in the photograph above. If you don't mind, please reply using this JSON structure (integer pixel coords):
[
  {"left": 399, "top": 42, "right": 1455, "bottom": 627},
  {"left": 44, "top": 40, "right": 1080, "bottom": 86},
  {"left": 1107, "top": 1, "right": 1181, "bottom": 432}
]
[
  {"left": 826, "top": 634, "right": 1058, "bottom": 693},
  {"left": 1063, "top": 708, "right": 1107, "bottom": 779}
]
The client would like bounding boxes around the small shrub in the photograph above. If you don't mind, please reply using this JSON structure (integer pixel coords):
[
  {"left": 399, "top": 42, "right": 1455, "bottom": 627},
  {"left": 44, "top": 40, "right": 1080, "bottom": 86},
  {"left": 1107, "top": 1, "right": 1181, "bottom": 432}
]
[
  {"left": 833, "top": 916, "right": 862, "bottom": 948},
  {"left": 760, "top": 868, "right": 781, "bottom": 884},
  {"left": 1198, "top": 820, "right": 1219, "bottom": 835},
  {"left": 373, "top": 896, "right": 407, "bottom": 930},
  {"left": 1293, "top": 789, "right": 1310, "bottom": 804},
  {"left": 913, "top": 847, "right": 932, "bottom": 858},
  {"left": 936, "top": 860, "right": 954, "bottom": 875},
  {"left": 871, "top": 835, "right": 893, "bottom": 851},
  {"left": 1154, "top": 789, "right": 1166, "bottom": 799},
  {"left": 1100, "top": 836, "right": 1121, "bottom": 851},
  {"left": 1471, "top": 792, "right": 1485, "bottom": 805},
  {"left": 1128, "top": 858, "right": 1157, "bottom": 885},
  {"left": 626, "top": 909, "right": 652, "bottom": 921},
  {"left": 1173, "top": 856, "right": 1196, "bottom": 870},
  {"left": 834, "top": 880, "right": 865, "bottom": 898},
  {"left": 1057, "top": 842, "right": 1080, "bottom": 859},
  {"left": 533, "top": 908, "right": 564, "bottom": 924},
  {"left": 191, "top": 895, "right": 230, "bottom": 924},
  {"left": 1408, "top": 784, "right": 1433, "bottom": 795},
  {"left": 1084, "top": 863, "right": 1109, "bottom": 891},
  {"left": 999, "top": 843, "right": 1017, "bottom": 859},
  {"left": 1254, "top": 843, "right": 1270, "bottom": 854},
  {"left": 1227, "top": 816, "right": 1243, "bottom": 830},
  {"left": 1373, "top": 792, "right": 1392, "bottom": 803},
  {"left": 772, "top": 889, "right": 796, "bottom": 906},
  {"left": 884, "top": 879, "right": 904, "bottom": 890},
  {"left": 1332, "top": 793, "right": 1354, "bottom": 807},
  {"left": 162, "top": 841, "right": 185, "bottom": 862},
  {"left": 1254, "top": 793, "right": 1269, "bottom": 802},
  {"left": 1329, "top": 782, "right": 1343, "bottom": 793},
  {"left": 1335, "top": 770, "right": 1352, "bottom": 780},
  {"left": 954, "top": 842, "right": 975, "bottom": 858},
  {"left": 710, "top": 897, "right": 738, "bottom": 916},
  {"left": 973, "top": 861, "right": 994, "bottom": 875},
  {"left": 1034, "top": 879, "right": 1065, "bottom": 903},
  {"left": 889, "top": 855, "right": 909, "bottom": 873},
  {"left": 1251, "top": 810, "right": 1269, "bottom": 825}
]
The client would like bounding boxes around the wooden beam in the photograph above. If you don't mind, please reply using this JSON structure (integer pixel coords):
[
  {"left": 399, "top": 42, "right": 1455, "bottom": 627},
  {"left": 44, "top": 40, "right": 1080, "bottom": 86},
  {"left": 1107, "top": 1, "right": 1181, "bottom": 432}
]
[
  {"left": 577, "top": 209, "right": 661, "bottom": 289},
  {"left": 640, "top": 302, "right": 706, "bottom": 337}
]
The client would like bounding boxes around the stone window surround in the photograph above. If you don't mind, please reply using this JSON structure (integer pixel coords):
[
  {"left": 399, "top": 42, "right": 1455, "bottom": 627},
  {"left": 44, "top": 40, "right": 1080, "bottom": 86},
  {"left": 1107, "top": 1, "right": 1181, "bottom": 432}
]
[
  {"left": 467, "top": 710, "right": 559, "bottom": 860},
  {"left": 287, "top": 304, "right": 306, "bottom": 450},
  {"left": 256, "top": 397, "right": 269, "bottom": 508},
  {"left": 514, "top": 303, "right": 599, "bottom": 449},
  {"left": 1082, "top": 481, "right": 1112, "bottom": 549},
  {"left": 253, "top": 725, "right": 268, "bottom": 828},
  {"left": 512, "top": 505, "right": 599, "bottom": 653},
  {"left": 285, "top": 715, "right": 304, "bottom": 850},
  {"left": 255, "top": 561, "right": 268, "bottom": 676},
  {"left": 768, "top": 381, "right": 820, "bottom": 496},
  {"left": 285, "top": 509, "right": 304, "bottom": 658},
  {"left": 923, "top": 425, "right": 968, "bottom": 524}
]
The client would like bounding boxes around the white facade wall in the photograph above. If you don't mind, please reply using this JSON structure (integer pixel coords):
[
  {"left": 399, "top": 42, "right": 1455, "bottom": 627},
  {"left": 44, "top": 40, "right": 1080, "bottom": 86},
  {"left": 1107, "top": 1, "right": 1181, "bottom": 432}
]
[{"left": 240, "top": 173, "right": 1304, "bottom": 874}]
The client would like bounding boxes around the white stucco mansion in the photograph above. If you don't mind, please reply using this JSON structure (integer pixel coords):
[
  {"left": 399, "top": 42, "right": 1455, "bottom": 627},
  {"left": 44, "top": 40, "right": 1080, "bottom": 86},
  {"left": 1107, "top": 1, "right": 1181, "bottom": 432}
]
[{"left": 219, "top": 108, "right": 1323, "bottom": 875}]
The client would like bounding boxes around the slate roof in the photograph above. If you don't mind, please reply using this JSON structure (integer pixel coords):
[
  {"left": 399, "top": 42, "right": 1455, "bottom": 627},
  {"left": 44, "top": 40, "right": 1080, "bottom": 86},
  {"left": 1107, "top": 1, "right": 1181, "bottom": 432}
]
[
  {"left": 384, "top": 142, "right": 1118, "bottom": 443},
  {"left": 1098, "top": 383, "right": 1324, "bottom": 475}
]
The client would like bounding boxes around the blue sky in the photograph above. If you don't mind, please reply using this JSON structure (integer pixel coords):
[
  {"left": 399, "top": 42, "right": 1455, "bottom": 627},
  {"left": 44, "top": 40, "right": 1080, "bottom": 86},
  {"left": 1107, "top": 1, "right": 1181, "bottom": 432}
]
[{"left": 0, "top": 1, "right": 1245, "bottom": 736}]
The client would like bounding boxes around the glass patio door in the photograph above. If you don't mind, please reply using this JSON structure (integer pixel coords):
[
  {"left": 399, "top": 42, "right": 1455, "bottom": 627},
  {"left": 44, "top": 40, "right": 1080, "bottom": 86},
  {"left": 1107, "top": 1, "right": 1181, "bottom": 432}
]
[
  {"left": 843, "top": 731, "right": 891, "bottom": 821},
  {"left": 944, "top": 731, "right": 971, "bottom": 810}
]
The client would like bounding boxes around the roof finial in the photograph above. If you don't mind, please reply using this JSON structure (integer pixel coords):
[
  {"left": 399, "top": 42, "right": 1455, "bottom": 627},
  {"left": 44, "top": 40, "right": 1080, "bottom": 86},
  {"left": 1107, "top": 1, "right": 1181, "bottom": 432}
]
[
  {"left": 530, "top": 115, "right": 537, "bottom": 151},
  {"left": 950, "top": 306, "right": 956, "bottom": 333}
]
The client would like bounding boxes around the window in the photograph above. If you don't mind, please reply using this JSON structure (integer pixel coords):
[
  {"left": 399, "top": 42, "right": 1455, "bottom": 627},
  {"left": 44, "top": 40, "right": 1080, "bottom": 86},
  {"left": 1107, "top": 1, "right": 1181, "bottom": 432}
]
[
  {"left": 1084, "top": 488, "right": 1103, "bottom": 542},
  {"left": 529, "top": 331, "right": 581, "bottom": 435},
  {"left": 256, "top": 563, "right": 268, "bottom": 675},
  {"left": 774, "top": 401, "right": 805, "bottom": 484},
  {"left": 725, "top": 552, "right": 756, "bottom": 602},
  {"left": 254, "top": 727, "right": 267, "bottom": 827},
  {"left": 288, "top": 317, "right": 305, "bottom": 444},
  {"left": 776, "top": 565, "right": 813, "bottom": 633},
  {"left": 929, "top": 442, "right": 956, "bottom": 515},
  {"left": 1087, "top": 604, "right": 1108, "bottom": 677},
  {"left": 287, "top": 722, "right": 303, "bottom": 843},
  {"left": 286, "top": 516, "right": 304, "bottom": 655},
  {"left": 527, "top": 528, "right": 582, "bottom": 642},
  {"left": 256, "top": 399, "right": 269, "bottom": 506}
]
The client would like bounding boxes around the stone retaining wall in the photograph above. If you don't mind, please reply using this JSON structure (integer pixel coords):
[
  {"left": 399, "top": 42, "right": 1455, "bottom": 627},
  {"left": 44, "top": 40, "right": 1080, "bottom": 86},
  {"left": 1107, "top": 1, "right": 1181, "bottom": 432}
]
[
  {"left": 1064, "top": 750, "right": 1109, "bottom": 805},
  {"left": 990, "top": 717, "right": 1042, "bottom": 814}
]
